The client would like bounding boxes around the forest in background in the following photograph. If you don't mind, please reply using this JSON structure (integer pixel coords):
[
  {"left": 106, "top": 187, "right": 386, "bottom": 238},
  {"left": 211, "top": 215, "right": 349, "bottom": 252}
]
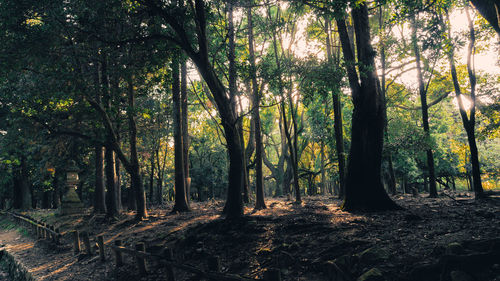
[{"left": 0, "top": 0, "right": 499, "bottom": 219}]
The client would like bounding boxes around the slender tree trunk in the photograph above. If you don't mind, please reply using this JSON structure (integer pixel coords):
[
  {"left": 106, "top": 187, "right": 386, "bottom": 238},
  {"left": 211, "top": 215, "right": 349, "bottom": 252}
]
[
  {"left": 247, "top": 4, "right": 266, "bottom": 210},
  {"left": 410, "top": 15, "right": 438, "bottom": 198},
  {"left": 149, "top": 153, "right": 155, "bottom": 204},
  {"left": 445, "top": 8, "right": 484, "bottom": 198},
  {"left": 326, "top": 19, "right": 346, "bottom": 199},
  {"left": 94, "top": 145, "right": 106, "bottom": 213},
  {"left": 171, "top": 57, "right": 190, "bottom": 212},
  {"left": 127, "top": 79, "right": 148, "bottom": 219},
  {"left": 320, "top": 140, "right": 326, "bottom": 195},
  {"left": 336, "top": 5, "right": 399, "bottom": 211},
  {"left": 181, "top": 60, "right": 191, "bottom": 204}
]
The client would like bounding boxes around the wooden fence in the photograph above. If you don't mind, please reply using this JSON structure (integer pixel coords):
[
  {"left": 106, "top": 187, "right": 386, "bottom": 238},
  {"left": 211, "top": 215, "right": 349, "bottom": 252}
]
[
  {"left": 70, "top": 231, "right": 281, "bottom": 281},
  {"left": 0, "top": 211, "right": 62, "bottom": 245},
  {"left": 1, "top": 211, "right": 282, "bottom": 281}
]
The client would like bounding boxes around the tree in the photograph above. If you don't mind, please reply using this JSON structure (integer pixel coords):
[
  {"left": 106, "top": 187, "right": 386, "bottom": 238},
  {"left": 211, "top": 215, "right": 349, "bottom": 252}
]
[
  {"left": 172, "top": 56, "right": 190, "bottom": 212},
  {"left": 141, "top": 0, "right": 245, "bottom": 218},
  {"left": 336, "top": 3, "right": 399, "bottom": 211},
  {"left": 444, "top": 5, "right": 484, "bottom": 198},
  {"left": 247, "top": 2, "right": 266, "bottom": 210},
  {"left": 410, "top": 13, "right": 438, "bottom": 197}
]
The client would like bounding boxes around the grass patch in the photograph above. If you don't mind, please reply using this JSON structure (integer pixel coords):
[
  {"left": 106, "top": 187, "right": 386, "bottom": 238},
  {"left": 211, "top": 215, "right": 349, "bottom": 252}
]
[{"left": 0, "top": 218, "right": 16, "bottom": 231}]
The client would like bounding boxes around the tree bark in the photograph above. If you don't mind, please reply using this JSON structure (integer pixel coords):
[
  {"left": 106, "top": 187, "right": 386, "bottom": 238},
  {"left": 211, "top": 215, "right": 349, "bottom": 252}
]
[
  {"left": 94, "top": 145, "right": 106, "bottom": 213},
  {"left": 410, "top": 15, "right": 438, "bottom": 198},
  {"left": 220, "top": 0, "right": 245, "bottom": 217},
  {"left": 181, "top": 59, "right": 191, "bottom": 204},
  {"left": 149, "top": 152, "right": 155, "bottom": 204},
  {"left": 105, "top": 145, "right": 120, "bottom": 217},
  {"left": 469, "top": 0, "right": 500, "bottom": 35},
  {"left": 248, "top": 4, "right": 266, "bottom": 210},
  {"left": 172, "top": 56, "right": 190, "bottom": 212},
  {"left": 336, "top": 5, "right": 399, "bottom": 211}
]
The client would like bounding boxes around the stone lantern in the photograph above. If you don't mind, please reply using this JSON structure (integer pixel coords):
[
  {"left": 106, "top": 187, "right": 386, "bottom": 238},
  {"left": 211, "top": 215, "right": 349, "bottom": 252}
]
[{"left": 59, "top": 160, "right": 85, "bottom": 215}]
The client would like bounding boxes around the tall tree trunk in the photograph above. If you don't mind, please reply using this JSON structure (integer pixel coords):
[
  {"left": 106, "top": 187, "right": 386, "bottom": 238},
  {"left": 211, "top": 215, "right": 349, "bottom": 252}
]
[
  {"left": 148, "top": 0, "right": 244, "bottom": 217},
  {"left": 172, "top": 56, "right": 190, "bottom": 212},
  {"left": 336, "top": 5, "right": 399, "bottom": 211},
  {"left": 222, "top": 0, "right": 245, "bottom": 217},
  {"left": 248, "top": 3, "right": 266, "bottom": 210},
  {"left": 326, "top": 19, "right": 346, "bottom": 199},
  {"left": 105, "top": 145, "right": 120, "bottom": 217},
  {"left": 127, "top": 79, "right": 148, "bottom": 219},
  {"left": 94, "top": 145, "right": 106, "bottom": 213},
  {"left": 378, "top": 7, "right": 397, "bottom": 195},
  {"left": 410, "top": 15, "right": 438, "bottom": 198},
  {"left": 149, "top": 152, "right": 155, "bottom": 204},
  {"left": 320, "top": 140, "right": 326, "bottom": 195},
  {"left": 181, "top": 60, "right": 191, "bottom": 204},
  {"left": 445, "top": 8, "right": 484, "bottom": 198}
]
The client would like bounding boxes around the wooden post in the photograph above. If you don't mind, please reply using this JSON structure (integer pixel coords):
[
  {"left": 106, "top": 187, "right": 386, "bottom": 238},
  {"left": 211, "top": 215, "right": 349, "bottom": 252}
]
[
  {"left": 135, "top": 243, "right": 147, "bottom": 276},
  {"left": 73, "top": 230, "right": 81, "bottom": 254},
  {"left": 163, "top": 248, "right": 175, "bottom": 281},
  {"left": 97, "top": 235, "right": 105, "bottom": 262},
  {"left": 114, "top": 240, "right": 123, "bottom": 267},
  {"left": 55, "top": 228, "right": 61, "bottom": 244},
  {"left": 50, "top": 226, "right": 56, "bottom": 242},
  {"left": 264, "top": 268, "right": 281, "bottom": 281},
  {"left": 42, "top": 223, "right": 47, "bottom": 239},
  {"left": 207, "top": 256, "right": 221, "bottom": 272},
  {"left": 82, "top": 232, "right": 93, "bottom": 255}
]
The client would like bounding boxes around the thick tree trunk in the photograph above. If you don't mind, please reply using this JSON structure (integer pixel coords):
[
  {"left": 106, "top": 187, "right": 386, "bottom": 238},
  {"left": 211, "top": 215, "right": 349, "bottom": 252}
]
[
  {"left": 127, "top": 80, "right": 148, "bottom": 219},
  {"left": 336, "top": 5, "right": 399, "bottom": 211},
  {"left": 172, "top": 57, "right": 190, "bottom": 213},
  {"left": 248, "top": 4, "right": 266, "bottom": 210},
  {"left": 94, "top": 145, "right": 106, "bottom": 213},
  {"left": 410, "top": 15, "right": 438, "bottom": 198},
  {"left": 469, "top": 0, "right": 500, "bottom": 35}
]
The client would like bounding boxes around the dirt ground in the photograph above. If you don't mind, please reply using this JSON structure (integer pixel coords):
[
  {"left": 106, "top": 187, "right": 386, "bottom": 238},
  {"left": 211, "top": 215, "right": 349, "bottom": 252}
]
[{"left": 0, "top": 192, "right": 499, "bottom": 281}]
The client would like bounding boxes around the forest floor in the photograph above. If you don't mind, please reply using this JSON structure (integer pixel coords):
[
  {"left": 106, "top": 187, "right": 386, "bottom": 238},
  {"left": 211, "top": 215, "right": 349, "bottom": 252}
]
[{"left": 0, "top": 192, "right": 499, "bottom": 281}]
